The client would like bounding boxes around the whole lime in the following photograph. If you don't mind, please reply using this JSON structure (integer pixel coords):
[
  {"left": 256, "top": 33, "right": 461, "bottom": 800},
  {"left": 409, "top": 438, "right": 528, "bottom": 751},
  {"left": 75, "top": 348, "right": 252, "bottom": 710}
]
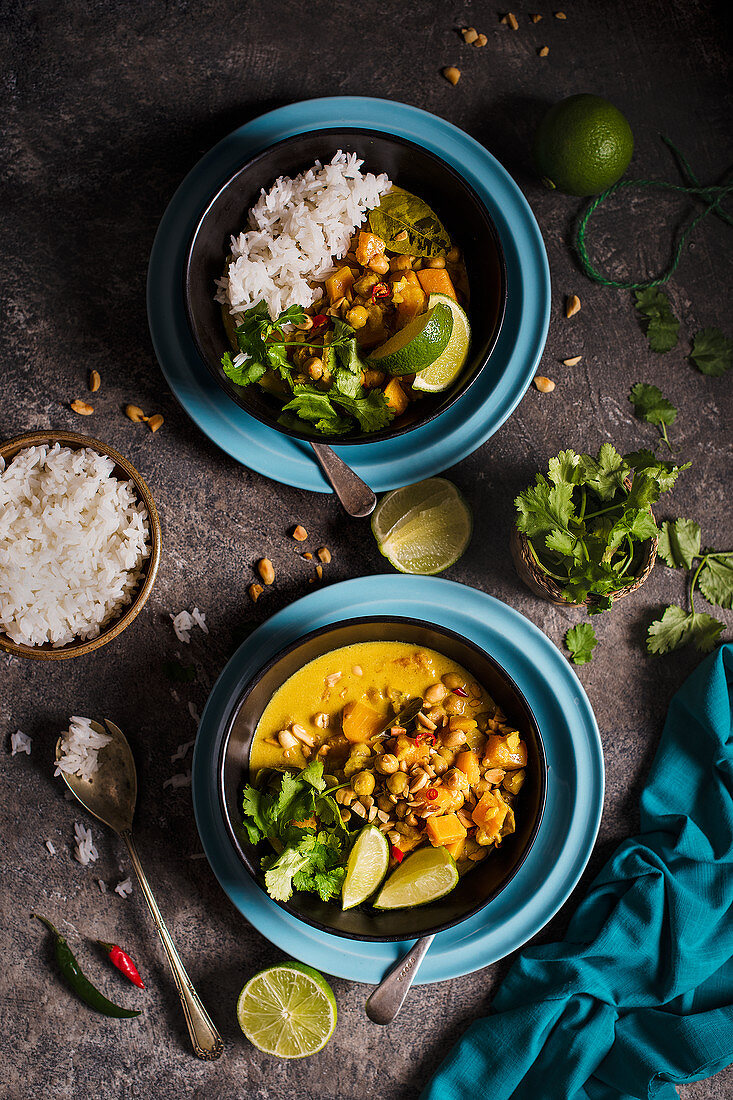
[{"left": 532, "top": 93, "right": 634, "bottom": 196}]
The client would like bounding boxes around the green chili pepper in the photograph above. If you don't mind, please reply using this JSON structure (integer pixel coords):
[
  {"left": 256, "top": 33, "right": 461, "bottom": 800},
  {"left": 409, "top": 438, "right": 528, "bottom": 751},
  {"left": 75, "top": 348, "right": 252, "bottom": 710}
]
[{"left": 33, "top": 914, "right": 141, "bottom": 1019}]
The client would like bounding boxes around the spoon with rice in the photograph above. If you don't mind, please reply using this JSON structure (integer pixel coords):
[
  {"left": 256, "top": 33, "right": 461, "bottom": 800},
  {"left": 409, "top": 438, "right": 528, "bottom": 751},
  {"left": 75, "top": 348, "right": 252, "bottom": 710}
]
[{"left": 55, "top": 717, "right": 223, "bottom": 1059}]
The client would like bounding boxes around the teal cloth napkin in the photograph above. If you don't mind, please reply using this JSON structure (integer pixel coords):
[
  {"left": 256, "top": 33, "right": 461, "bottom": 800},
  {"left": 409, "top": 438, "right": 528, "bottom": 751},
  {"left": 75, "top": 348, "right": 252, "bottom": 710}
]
[{"left": 422, "top": 644, "right": 733, "bottom": 1100}]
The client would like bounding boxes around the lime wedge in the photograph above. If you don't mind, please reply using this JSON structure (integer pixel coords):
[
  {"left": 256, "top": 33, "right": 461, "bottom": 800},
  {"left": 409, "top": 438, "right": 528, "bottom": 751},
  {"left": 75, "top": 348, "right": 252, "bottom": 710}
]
[
  {"left": 342, "top": 825, "right": 390, "bottom": 910},
  {"left": 373, "top": 846, "right": 458, "bottom": 909},
  {"left": 236, "top": 962, "right": 337, "bottom": 1058},
  {"left": 368, "top": 302, "right": 453, "bottom": 376},
  {"left": 412, "top": 293, "right": 471, "bottom": 392},
  {"left": 371, "top": 477, "right": 472, "bottom": 575}
]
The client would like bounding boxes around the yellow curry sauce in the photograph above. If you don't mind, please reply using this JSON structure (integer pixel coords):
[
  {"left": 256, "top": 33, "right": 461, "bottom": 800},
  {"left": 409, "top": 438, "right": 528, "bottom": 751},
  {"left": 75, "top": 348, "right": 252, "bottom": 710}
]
[{"left": 250, "top": 641, "right": 528, "bottom": 875}]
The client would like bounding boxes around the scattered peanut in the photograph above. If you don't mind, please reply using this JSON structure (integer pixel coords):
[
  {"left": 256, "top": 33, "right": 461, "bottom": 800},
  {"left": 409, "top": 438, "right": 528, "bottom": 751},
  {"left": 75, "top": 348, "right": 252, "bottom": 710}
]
[
  {"left": 317, "top": 546, "right": 331, "bottom": 563},
  {"left": 566, "top": 294, "right": 581, "bottom": 318},
  {"left": 248, "top": 582, "right": 265, "bottom": 604},
  {"left": 292, "top": 524, "right": 308, "bottom": 541},
  {"left": 563, "top": 356, "right": 583, "bottom": 366},
  {"left": 70, "top": 399, "right": 93, "bottom": 416},
  {"left": 530, "top": 12, "right": 542, "bottom": 21},
  {"left": 316, "top": 564, "right": 323, "bottom": 580},
  {"left": 539, "top": 45, "right": 549, "bottom": 56},
  {"left": 125, "top": 404, "right": 146, "bottom": 422},
  {"left": 555, "top": 11, "right": 567, "bottom": 19},
  {"left": 256, "top": 558, "right": 275, "bottom": 586},
  {"left": 534, "top": 376, "right": 556, "bottom": 393},
  {"left": 291, "top": 723, "right": 315, "bottom": 746},
  {"left": 147, "top": 413, "right": 164, "bottom": 432},
  {"left": 475, "top": 33, "right": 488, "bottom": 47},
  {"left": 314, "top": 712, "right": 330, "bottom": 729},
  {"left": 88, "top": 370, "right": 101, "bottom": 393},
  {"left": 462, "top": 26, "right": 478, "bottom": 43},
  {"left": 394, "top": 229, "right": 408, "bottom": 242},
  {"left": 443, "top": 67, "right": 461, "bottom": 85},
  {"left": 277, "top": 729, "right": 299, "bottom": 751},
  {"left": 501, "top": 12, "right": 519, "bottom": 30}
]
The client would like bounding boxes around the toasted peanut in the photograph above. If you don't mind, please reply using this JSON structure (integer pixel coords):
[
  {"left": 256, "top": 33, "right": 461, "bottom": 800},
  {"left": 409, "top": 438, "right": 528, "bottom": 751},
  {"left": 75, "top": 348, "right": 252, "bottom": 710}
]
[
  {"left": 147, "top": 413, "right": 164, "bottom": 432},
  {"left": 424, "top": 682, "right": 448, "bottom": 704},
  {"left": 70, "top": 399, "right": 94, "bottom": 415},
  {"left": 292, "top": 524, "right": 308, "bottom": 541},
  {"left": 442, "top": 673, "right": 465, "bottom": 691},
  {"left": 475, "top": 33, "right": 488, "bottom": 46},
  {"left": 539, "top": 45, "right": 549, "bottom": 56},
  {"left": 314, "top": 712, "right": 330, "bottom": 729},
  {"left": 566, "top": 294, "right": 581, "bottom": 318},
  {"left": 291, "top": 723, "right": 315, "bottom": 747},
  {"left": 125, "top": 404, "right": 146, "bottom": 422},
  {"left": 317, "top": 546, "right": 331, "bottom": 563},
  {"left": 88, "top": 370, "right": 101, "bottom": 392},
  {"left": 530, "top": 13, "right": 542, "bottom": 21},
  {"left": 277, "top": 729, "right": 299, "bottom": 750},
  {"left": 534, "top": 376, "right": 556, "bottom": 393},
  {"left": 248, "top": 583, "right": 263, "bottom": 602},
  {"left": 256, "top": 558, "right": 275, "bottom": 586},
  {"left": 394, "top": 229, "right": 408, "bottom": 242},
  {"left": 462, "top": 26, "right": 478, "bottom": 43},
  {"left": 315, "top": 564, "right": 323, "bottom": 580},
  {"left": 443, "top": 67, "right": 461, "bottom": 85},
  {"left": 416, "top": 711, "right": 438, "bottom": 731},
  {"left": 352, "top": 665, "right": 363, "bottom": 676},
  {"left": 502, "top": 12, "right": 519, "bottom": 30},
  {"left": 555, "top": 11, "right": 567, "bottom": 19}
]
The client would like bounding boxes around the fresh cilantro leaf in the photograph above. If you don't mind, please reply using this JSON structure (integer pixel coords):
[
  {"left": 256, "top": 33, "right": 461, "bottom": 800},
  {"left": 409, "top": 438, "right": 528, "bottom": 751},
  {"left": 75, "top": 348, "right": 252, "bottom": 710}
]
[
  {"left": 298, "top": 760, "right": 327, "bottom": 792},
  {"left": 606, "top": 508, "right": 658, "bottom": 553},
  {"left": 282, "top": 387, "right": 339, "bottom": 425},
  {"left": 515, "top": 476, "right": 576, "bottom": 537},
  {"left": 333, "top": 367, "right": 362, "bottom": 399},
  {"left": 292, "top": 833, "right": 348, "bottom": 902},
  {"left": 331, "top": 388, "right": 394, "bottom": 433},
  {"left": 698, "top": 555, "right": 733, "bottom": 609},
  {"left": 634, "top": 288, "right": 680, "bottom": 353},
  {"left": 548, "top": 449, "right": 582, "bottom": 486},
  {"left": 621, "top": 471, "right": 661, "bottom": 512},
  {"left": 578, "top": 443, "right": 630, "bottom": 501},
  {"left": 241, "top": 785, "right": 276, "bottom": 845},
  {"left": 565, "top": 623, "right": 597, "bottom": 664},
  {"left": 221, "top": 353, "right": 267, "bottom": 387},
  {"left": 545, "top": 529, "right": 583, "bottom": 559},
  {"left": 657, "top": 518, "right": 701, "bottom": 569},
  {"left": 647, "top": 605, "right": 724, "bottom": 655},
  {"left": 264, "top": 843, "right": 314, "bottom": 902},
  {"left": 689, "top": 327, "right": 733, "bottom": 376},
  {"left": 629, "top": 383, "right": 678, "bottom": 450},
  {"left": 624, "top": 451, "right": 690, "bottom": 492}
]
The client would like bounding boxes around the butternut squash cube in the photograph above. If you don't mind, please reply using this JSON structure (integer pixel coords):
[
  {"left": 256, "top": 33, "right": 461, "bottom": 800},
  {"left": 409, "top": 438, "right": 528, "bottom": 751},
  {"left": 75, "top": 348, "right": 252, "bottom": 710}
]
[
  {"left": 355, "top": 231, "right": 385, "bottom": 266},
  {"left": 472, "top": 789, "right": 509, "bottom": 842},
  {"left": 325, "top": 266, "right": 354, "bottom": 303},
  {"left": 483, "top": 732, "right": 528, "bottom": 770},
  {"left": 426, "top": 812, "right": 467, "bottom": 848},
  {"left": 444, "top": 835, "right": 466, "bottom": 861},
  {"left": 503, "top": 769, "right": 526, "bottom": 796},
  {"left": 384, "top": 378, "right": 409, "bottom": 416},
  {"left": 342, "top": 700, "right": 384, "bottom": 743},
  {"left": 455, "top": 750, "right": 481, "bottom": 787},
  {"left": 416, "top": 267, "right": 457, "bottom": 301}
]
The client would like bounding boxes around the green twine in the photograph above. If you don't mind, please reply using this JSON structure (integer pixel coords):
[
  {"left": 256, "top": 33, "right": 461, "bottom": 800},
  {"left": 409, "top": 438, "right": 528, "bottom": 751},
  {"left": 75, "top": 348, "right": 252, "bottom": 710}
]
[{"left": 575, "top": 136, "right": 733, "bottom": 290}]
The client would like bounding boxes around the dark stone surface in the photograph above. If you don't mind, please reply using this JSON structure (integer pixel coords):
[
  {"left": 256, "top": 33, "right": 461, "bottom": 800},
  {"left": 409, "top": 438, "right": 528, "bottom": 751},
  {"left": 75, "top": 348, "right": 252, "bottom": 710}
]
[{"left": 1, "top": 1, "right": 731, "bottom": 1097}]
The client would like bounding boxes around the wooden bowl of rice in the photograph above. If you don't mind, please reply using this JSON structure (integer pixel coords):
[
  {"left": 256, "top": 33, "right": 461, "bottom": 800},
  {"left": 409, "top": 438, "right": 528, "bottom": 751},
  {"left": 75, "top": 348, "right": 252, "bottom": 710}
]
[{"left": 0, "top": 430, "right": 162, "bottom": 660}]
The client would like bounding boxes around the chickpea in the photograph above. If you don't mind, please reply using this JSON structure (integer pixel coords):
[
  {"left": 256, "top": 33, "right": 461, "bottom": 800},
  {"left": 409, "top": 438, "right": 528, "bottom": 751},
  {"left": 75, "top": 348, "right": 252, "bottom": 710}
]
[
  {"left": 424, "top": 682, "right": 448, "bottom": 705},
  {"left": 389, "top": 255, "right": 412, "bottom": 272},
  {"left": 444, "top": 695, "right": 466, "bottom": 717},
  {"left": 442, "top": 673, "right": 465, "bottom": 691},
  {"left": 366, "top": 302, "right": 385, "bottom": 324},
  {"left": 426, "top": 255, "right": 446, "bottom": 269},
  {"left": 344, "top": 747, "right": 371, "bottom": 778},
  {"left": 375, "top": 753, "right": 399, "bottom": 775},
  {"left": 352, "top": 771, "right": 376, "bottom": 798},
  {"left": 346, "top": 305, "right": 368, "bottom": 330},
  {"left": 354, "top": 273, "right": 379, "bottom": 296},
  {"left": 431, "top": 755, "right": 448, "bottom": 775},
  {"left": 377, "top": 793, "right": 394, "bottom": 813},
  {"left": 395, "top": 801, "right": 409, "bottom": 819},
  {"left": 335, "top": 787, "right": 356, "bottom": 806},
  {"left": 386, "top": 771, "right": 409, "bottom": 796},
  {"left": 441, "top": 728, "right": 467, "bottom": 749},
  {"left": 438, "top": 746, "right": 455, "bottom": 766},
  {"left": 368, "top": 253, "right": 390, "bottom": 275},
  {"left": 304, "top": 356, "right": 323, "bottom": 380},
  {"left": 447, "top": 246, "right": 461, "bottom": 263}
]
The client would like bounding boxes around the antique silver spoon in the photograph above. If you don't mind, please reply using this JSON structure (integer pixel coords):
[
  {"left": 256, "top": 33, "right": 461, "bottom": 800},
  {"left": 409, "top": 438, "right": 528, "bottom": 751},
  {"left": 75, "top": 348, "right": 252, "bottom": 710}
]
[
  {"left": 55, "top": 719, "right": 223, "bottom": 1060},
  {"left": 365, "top": 936, "right": 434, "bottom": 1024},
  {"left": 310, "top": 442, "right": 376, "bottom": 517}
]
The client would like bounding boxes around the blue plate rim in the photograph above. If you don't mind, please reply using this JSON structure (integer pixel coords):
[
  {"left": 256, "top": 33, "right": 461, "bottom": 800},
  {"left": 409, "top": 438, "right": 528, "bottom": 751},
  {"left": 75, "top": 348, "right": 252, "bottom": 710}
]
[
  {"left": 147, "top": 96, "right": 551, "bottom": 493},
  {"left": 192, "top": 575, "right": 604, "bottom": 984}
]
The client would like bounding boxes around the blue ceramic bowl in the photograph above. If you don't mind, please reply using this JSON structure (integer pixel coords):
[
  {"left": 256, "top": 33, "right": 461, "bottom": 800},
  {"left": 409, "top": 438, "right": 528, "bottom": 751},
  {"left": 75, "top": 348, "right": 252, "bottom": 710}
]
[
  {"left": 217, "top": 616, "right": 546, "bottom": 942},
  {"left": 184, "top": 130, "right": 507, "bottom": 445}
]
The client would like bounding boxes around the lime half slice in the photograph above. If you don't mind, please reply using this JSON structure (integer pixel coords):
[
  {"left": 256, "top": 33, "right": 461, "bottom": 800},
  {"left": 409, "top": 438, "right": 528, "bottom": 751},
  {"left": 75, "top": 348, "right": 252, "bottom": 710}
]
[
  {"left": 371, "top": 477, "right": 472, "bottom": 575},
  {"left": 236, "top": 962, "right": 337, "bottom": 1058},
  {"left": 373, "top": 846, "right": 458, "bottom": 909},
  {"left": 368, "top": 301, "right": 453, "bottom": 376},
  {"left": 342, "top": 825, "right": 390, "bottom": 910},
  {"left": 412, "top": 293, "right": 471, "bottom": 392}
]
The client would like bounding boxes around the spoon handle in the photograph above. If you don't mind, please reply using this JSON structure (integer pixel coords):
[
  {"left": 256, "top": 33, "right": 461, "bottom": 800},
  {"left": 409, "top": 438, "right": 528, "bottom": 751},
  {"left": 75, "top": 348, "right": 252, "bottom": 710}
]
[
  {"left": 121, "top": 829, "right": 224, "bottom": 1060},
  {"left": 365, "top": 934, "right": 435, "bottom": 1024},
  {"left": 310, "top": 442, "right": 377, "bottom": 517}
]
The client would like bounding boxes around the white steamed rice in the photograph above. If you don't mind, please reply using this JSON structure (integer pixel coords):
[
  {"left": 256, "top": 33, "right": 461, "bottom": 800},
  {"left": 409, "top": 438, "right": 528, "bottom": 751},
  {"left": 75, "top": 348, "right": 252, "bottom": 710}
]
[
  {"left": 55, "top": 716, "right": 112, "bottom": 781},
  {"left": 74, "top": 821, "right": 99, "bottom": 865},
  {"left": 171, "top": 606, "right": 208, "bottom": 643},
  {"left": 216, "top": 150, "right": 391, "bottom": 323},
  {"left": 0, "top": 444, "right": 151, "bottom": 647},
  {"left": 114, "top": 877, "right": 133, "bottom": 898},
  {"left": 11, "top": 729, "right": 32, "bottom": 755}
]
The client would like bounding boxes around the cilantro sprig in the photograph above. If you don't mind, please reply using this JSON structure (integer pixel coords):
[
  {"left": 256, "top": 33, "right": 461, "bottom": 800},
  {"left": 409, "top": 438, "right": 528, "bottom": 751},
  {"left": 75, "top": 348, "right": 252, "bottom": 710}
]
[
  {"left": 565, "top": 623, "right": 598, "bottom": 665},
  {"left": 634, "top": 288, "right": 680, "bottom": 353},
  {"left": 647, "top": 518, "right": 732, "bottom": 655},
  {"left": 241, "top": 760, "right": 351, "bottom": 903},
  {"left": 515, "top": 444, "right": 688, "bottom": 613},
  {"left": 689, "top": 327, "right": 733, "bottom": 376},
  {"left": 629, "top": 383, "right": 678, "bottom": 452}
]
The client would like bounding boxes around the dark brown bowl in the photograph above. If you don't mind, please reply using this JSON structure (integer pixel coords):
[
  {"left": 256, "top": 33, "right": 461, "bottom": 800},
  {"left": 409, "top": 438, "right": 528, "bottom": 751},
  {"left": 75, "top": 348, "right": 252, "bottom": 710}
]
[
  {"left": 218, "top": 617, "right": 546, "bottom": 942},
  {"left": 0, "top": 430, "right": 161, "bottom": 660},
  {"left": 185, "top": 129, "right": 507, "bottom": 445}
]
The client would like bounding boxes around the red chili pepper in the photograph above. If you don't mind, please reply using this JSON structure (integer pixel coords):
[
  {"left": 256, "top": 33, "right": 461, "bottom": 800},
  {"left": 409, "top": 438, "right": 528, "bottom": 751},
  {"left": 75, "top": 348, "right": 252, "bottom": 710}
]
[
  {"left": 426, "top": 788, "right": 439, "bottom": 801},
  {"left": 452, "top": 686, "right": 469, "bottom": 698},
  {"left": 391, "top": 845, "right": 404, "bottom": 864},
  {"left": 370, "top": 282, "right": 391, "bottom": 302},
  {"left": 311, "top": 314, "right": 328, "bottom": 328},
  {"left": 98, "top": 941, "right": 145, "bottom": 989},
  {"left": 412, "top": 730, "right": 436, "bottom": 746}
]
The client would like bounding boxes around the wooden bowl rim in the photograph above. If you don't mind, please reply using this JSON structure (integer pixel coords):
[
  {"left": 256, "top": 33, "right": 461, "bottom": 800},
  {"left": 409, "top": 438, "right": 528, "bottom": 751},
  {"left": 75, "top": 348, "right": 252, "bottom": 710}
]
[{"left": 0, "top": 429, "right": 162, "bottom": 660}]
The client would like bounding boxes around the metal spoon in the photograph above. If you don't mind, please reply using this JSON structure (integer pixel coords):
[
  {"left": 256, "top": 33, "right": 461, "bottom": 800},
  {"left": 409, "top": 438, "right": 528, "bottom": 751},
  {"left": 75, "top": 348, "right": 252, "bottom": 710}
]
[
  {"left": 55, "top": 720, "right": 224, "bottom": 1060},
  {"left": 310, "top": 442, "right": 376, "bottom": 517},
  {"left": 366, "top": 935, "right": 434, "bottom": 1024}
]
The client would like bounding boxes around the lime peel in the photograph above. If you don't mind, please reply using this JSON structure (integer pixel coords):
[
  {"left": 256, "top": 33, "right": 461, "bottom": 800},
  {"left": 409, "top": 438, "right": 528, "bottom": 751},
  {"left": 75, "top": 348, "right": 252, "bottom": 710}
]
[{"left": 237, "top": 962, "right": 337, "bottom": 1059}]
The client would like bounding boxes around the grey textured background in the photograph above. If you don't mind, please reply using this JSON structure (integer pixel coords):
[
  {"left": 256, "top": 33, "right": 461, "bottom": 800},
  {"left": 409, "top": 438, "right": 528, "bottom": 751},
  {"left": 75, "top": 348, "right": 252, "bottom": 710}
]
[{"left": 1, "top": 1, "right": 732, "bottom": 1098}]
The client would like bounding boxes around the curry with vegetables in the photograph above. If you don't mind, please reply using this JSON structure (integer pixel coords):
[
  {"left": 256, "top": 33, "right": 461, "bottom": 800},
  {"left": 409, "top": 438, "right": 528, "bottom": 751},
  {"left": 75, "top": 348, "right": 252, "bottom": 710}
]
[{"left": 246, "top": 641, "right": 528, "bottom": 903}]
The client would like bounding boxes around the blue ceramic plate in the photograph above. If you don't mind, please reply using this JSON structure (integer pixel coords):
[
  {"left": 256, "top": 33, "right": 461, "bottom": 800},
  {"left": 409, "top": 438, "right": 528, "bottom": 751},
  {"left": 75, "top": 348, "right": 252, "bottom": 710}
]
[
  {"left": 147, "top": 97, "right": 550, "bottom": 493},
  {"left": 192, "top": 577, "right": 603, "bottom": 984}
]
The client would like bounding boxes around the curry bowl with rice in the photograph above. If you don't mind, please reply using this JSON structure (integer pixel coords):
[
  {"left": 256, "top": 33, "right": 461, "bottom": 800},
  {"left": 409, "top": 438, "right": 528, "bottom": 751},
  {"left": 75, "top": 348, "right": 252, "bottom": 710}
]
[
  {"left": 218, "top": 618, "right": 546, "bottom": 941},
  {"left": 185, "top": 131, "right": 507, "bottom": 444}
]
